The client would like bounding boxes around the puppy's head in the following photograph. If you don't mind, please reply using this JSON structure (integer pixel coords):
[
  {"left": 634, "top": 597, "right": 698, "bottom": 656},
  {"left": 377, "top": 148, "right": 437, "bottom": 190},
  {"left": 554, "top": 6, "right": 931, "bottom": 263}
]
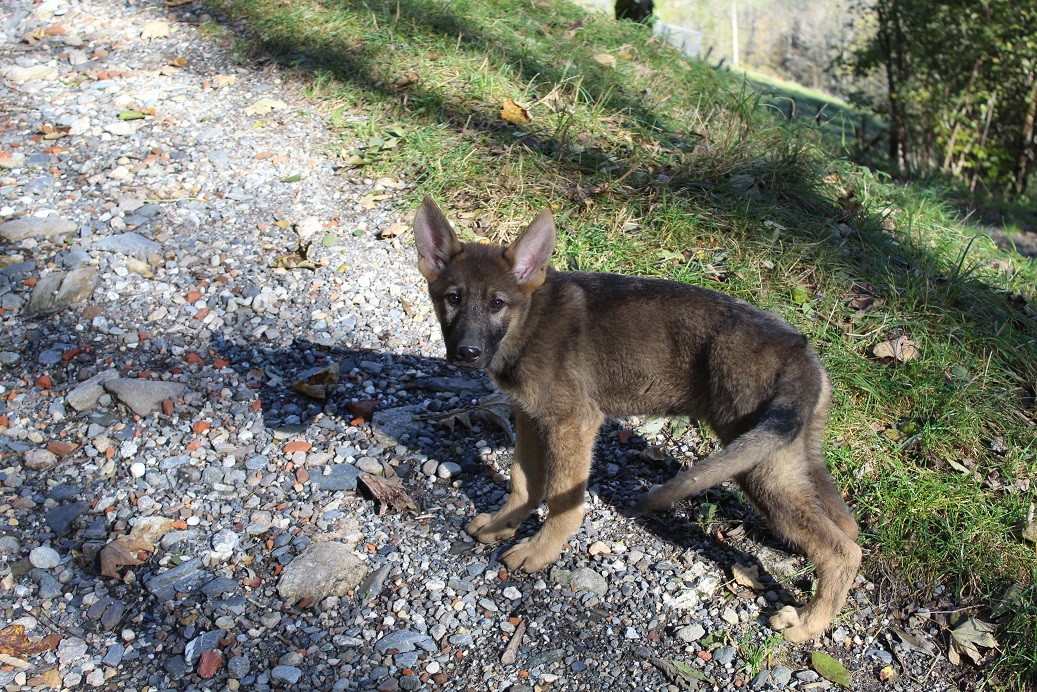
[{"left": 413, "top": 196, "right": 555, "bottom": 370}]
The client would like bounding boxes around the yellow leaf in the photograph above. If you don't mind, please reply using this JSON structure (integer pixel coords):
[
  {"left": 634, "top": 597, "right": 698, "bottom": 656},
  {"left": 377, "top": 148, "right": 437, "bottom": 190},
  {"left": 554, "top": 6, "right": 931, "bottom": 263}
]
[{"left": 500, "top": 98, "right": 531, "bottom": 126}]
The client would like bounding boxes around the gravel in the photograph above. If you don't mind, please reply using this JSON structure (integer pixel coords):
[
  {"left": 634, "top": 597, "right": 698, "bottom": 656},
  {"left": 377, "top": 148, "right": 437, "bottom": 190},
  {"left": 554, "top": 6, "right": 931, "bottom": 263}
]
[{"left": 0, "top": 0, "right": 970, "bottom": 690}]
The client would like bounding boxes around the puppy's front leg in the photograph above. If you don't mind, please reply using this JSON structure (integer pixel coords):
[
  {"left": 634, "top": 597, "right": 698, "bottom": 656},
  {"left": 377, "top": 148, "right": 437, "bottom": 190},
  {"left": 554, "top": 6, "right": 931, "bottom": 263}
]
[
  {"left": 502, "top": 411, "right": 603, "bottom": 572},
  {"left": 467, "top": 408, "right": 546, "bottom": 543}
]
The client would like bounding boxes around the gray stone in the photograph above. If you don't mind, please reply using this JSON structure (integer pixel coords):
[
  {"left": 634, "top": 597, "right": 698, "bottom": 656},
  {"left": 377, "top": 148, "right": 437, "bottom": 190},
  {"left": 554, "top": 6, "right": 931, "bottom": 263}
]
[
  {"left": 164, "top": 655, "right": 187, "bottom": 680},
  {"left": 102, "top": 644, "right": 125, "bottom": 667},
  {"left": 184, "top": 630, "right": 221, "bottom": 664},
  {"left": 100, "top": 600, "right": 125, "bottom": 630},
  {"left": 24, "top": 448, "right": 58, "bottom": 470},
  {"left": 750, "top": 670, "right": 770, "bottom": 689},
  {"left": 210, "top": 529, "right": 239, "bottom": 559},
  {"left": 437, "top": 461, "right": 462, "bottom": 479},
  {"left": 570, "top": 567, "right": 608, "bottom": 596},
  {"left": 95, "top": 232, "right": 161, "bottom": 259},
  {"left": 0, "top": 535, "right": 20, "bottom": 555},
  {"left": 271, "top": 665, "right": 303, "bottom": 684},
  {"left": 57, "top": 637, "right": 88, "bottom": 666},
  {"left": 103, "top": 378, "right": 186, "bottom": 416},
  {"left": 356, "top": 563, "right": 391, "bottom": 602},
  {"left": 277, "top": 542, "right": 367, "bottom": 602},
  {"left": 29, "top": 545, "right": 60, "bottom": 568},
  {"left": 676, "top": 623, "right": 705, "bottom": 643},
  {"left": 228, "top": 655, "right": 250, "bottom": 678},
  {"left": 30, "top": 569, "right": 64, "bottom": 599},
  {"left": 145, "top": 558, "right": 206, "bottom": 601},
  {"left": 201, "top": 576, "right": 238, "bottom": 598},
  {"left": 65, "top": 368, "right": 119, "bottom": 412},
  {"left": 713, "top": 646, "right": 737, "bottom": 666},
  {"left": 0, "top": 215, "right": 77, "bottom": 242},
  {"left": 313, "top": 463, "right": 361, "bottom": 491},
  {"left": 374, "top": 630, "right": 436, "bottom": 655},
  {"left": 45, "top": 501, "right": 88, "bottom": 535},
  {"left": 25, "top": 268, "right": 98, "bottom": 316},
  {"left": 770, "top": 665, "right": 793, "bottom": 687},
  {"left": 356, "top": 456, "right": 382, "bottom": 475}
]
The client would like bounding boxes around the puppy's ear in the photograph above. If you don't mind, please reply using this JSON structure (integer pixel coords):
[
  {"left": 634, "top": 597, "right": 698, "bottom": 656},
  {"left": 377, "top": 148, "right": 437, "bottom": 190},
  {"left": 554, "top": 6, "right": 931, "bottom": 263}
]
[
  {"left": 413, "top": 196, "right": 461, "bottom": 281},
  {"left": 505, "top": 209, "right": 556, "bottom": 291}
]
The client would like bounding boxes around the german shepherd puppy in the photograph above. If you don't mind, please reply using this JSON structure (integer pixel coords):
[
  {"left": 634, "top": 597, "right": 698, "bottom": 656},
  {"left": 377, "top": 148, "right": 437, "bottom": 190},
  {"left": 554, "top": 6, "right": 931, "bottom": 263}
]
[{"left": 413, "top": 196, "right": 861, "bottom": 642}]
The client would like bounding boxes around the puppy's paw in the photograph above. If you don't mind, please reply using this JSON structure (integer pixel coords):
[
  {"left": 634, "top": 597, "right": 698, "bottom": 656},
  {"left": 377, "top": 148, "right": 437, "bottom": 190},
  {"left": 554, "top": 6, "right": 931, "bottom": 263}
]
[
  {"left": 770, "top": 606, "right": 818, "bottom": 643},
  {"left": 465, "top": 513, "right": 517, "bottom": 544},
  {"left": 502, "top": 537, "right": 561, "bottom": 573}
]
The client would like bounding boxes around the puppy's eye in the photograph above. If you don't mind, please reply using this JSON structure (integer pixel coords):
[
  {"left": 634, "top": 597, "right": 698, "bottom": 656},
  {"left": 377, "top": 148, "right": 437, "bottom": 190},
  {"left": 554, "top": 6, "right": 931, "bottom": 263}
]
[
  {"left": 489, "top": 298, "right": 505, "bottom": 312},
  {"left": 445, "top": 292, "right": 461, "bottom": 306}
]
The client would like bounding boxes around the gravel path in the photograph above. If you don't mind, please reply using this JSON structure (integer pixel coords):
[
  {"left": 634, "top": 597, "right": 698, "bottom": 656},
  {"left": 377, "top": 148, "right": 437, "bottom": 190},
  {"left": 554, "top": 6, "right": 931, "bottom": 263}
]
[{"left": 0, "top": 2, "right": 971, "bottom": 690}]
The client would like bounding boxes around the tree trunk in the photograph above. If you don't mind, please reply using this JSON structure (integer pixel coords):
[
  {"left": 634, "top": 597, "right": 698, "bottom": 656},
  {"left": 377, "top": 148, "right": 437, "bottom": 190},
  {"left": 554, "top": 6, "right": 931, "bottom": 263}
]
[
  {"left": 615, "top": 0, "right": 653, "bottom": 23},
  {"left": 1013, "top": 69, "right": 1037, "bottom": 196}
]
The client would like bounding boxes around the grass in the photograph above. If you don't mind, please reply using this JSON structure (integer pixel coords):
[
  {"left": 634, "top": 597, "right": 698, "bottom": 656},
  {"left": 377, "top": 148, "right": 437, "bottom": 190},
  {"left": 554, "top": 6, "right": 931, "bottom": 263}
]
[{"left": 203, "top": 0, "right": 1036, "bottom": 683}]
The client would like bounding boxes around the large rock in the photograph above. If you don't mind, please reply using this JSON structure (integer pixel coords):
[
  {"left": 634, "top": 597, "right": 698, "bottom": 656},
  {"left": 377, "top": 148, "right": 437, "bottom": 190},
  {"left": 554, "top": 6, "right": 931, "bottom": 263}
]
[
  {"left": 95, "top": 232, "right": 161, "bottom": 259},
  {"left": 0, "top": 216, "right": 77, "bottom": 242},
  {"left": 66, "top": 369, "right": 120, "bottom": 412},
  {"left": 277, "top": 542, "right": 366, "bottom": 603},
  {"left": 24, "top": 268, "right": 98, "bottom": 316},
  {"left": 103, "top": 378, "right": 186, "bottom": 416}
]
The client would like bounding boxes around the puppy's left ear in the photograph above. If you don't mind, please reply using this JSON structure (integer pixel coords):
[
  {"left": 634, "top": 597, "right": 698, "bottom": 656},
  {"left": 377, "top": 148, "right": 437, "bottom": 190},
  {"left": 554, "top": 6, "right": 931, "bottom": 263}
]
[{"left": 505, "top": 209, "right": 556, "bottom": 291}]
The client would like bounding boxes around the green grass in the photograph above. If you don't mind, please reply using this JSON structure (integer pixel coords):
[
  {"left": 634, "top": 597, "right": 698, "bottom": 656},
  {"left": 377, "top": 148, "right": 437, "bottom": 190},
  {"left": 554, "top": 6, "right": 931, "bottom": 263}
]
[{"left": 205, "top": 0, "right": 1036, "bottom": 683}]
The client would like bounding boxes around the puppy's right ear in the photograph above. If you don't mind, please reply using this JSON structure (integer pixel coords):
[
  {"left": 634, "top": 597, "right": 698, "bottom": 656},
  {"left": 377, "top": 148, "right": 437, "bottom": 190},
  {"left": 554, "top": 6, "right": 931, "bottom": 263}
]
[{"left": 414, "top": 196, "right": 461, "bottom": 281}]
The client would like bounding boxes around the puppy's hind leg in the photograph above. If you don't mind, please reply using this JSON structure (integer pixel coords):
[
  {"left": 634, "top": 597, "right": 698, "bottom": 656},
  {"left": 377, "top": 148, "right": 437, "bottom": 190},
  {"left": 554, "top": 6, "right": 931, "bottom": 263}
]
[
  {"left": 467, "top": 408, "right": 547, "bottom": 544},
  {"left": 742, "top": 446, "right": 862, "bottom": 643}
]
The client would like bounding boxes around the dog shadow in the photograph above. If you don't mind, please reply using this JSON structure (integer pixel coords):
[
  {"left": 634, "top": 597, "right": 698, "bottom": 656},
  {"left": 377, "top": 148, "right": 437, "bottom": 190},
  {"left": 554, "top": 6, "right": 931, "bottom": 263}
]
[{"left": 206, "top": 329, "right": 805, "bottom": 618}]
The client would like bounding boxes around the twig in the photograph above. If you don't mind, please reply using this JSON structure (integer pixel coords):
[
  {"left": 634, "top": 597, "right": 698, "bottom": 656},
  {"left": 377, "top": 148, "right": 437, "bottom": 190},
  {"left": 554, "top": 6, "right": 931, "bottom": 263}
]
[{"left": 501, "top": 619, "right": 526, "bottom": 665}]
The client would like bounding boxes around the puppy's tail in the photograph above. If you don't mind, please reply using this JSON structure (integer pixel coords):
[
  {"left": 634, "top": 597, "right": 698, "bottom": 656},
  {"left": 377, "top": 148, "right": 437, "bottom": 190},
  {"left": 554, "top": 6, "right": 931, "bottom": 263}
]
[{"left": 626, "top": 371, "right": 817, "bottom": 517}]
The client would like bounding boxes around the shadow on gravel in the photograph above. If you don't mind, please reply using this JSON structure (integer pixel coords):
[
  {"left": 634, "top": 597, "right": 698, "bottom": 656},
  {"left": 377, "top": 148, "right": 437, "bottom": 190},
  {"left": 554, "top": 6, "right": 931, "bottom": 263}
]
[{"left": 205, "top": 331, "right": 806, "bottom": 614}]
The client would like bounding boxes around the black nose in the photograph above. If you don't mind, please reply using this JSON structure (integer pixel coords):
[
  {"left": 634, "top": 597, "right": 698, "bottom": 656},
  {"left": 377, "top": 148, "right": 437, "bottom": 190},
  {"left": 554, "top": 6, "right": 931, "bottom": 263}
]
[{"left": 456, "top": 345, "right": 482, "bottom": 363}]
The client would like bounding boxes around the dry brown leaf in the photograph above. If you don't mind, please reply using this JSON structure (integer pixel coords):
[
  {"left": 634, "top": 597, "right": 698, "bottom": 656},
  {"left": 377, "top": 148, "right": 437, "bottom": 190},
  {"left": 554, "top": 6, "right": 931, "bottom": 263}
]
[
  {"left": 291, "top": 363, "right": 340, "bottom": 400},
  {"left": 394, "top": 72, "right": 420, "bottom": 88},
  {"left": 425, "top": 392, "right": 515, "bottom": 442},
  {"left": 359, "top": 474, "right": 419, "bottom": 515},
  {"left": 140, "top": 20, "right": 170, "bottom": 40},
  {"left": 100, "top": 535, "right": 155, "bottom": 578},
  {"left": 39, "top": 668, "right": 62, "bottom": 688},
  {"left": 269, "top": 239, "right": 320, "bottom": 270},
  {"left": 379, "top": 222, "right": 409, "bottom": 240},
  {"left": 129, "top": 516, "right": 176, "bottom": 545},
  {"left": 500, "top": 98, "right": 531, "bottom": 126},
  {"left": 0, "top": 625, "right": 52, "bottom": 658},
  {"left": 593, "top": 53, "right": 617, "bottom": 68},
  {"left": 949, "top": 617, "right": 998, "bottom": 665},
  {"left": 872, "top": 336, "right": 919, "bottom": 363},
  {"left": 731, "top": 563, "right": 764, "bottom": 590},
  {"left": 1022, "top": 502, "right": 1037, "bottom": 544}
]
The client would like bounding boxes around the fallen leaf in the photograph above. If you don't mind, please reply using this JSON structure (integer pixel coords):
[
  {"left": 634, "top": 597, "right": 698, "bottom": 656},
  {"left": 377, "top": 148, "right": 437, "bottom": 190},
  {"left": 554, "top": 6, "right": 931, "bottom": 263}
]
[
  {"left": 213, "top": 74, "right": 236, "bottom": 87},
  {"left": 100, "top": 535, "right": 155, "bottom": 578},
  {"left": 890, "top": 626, "right": 937, "bottom": 656},
  {"left": 280, "top": 174, "right": 302, "bottom": 184},
  {"left": 118, "top": 109, "right": 147, "bottom": 121},
  {"left": 244, "top": 98, "right": 288, "bottom": 116},
  {"left": 731, "top": 563, "right": 764, "bottom": 590},
  {"left": 0, "top": 625, "right": 52, "bottom": 657},
  {"left": 872, "top": 336, "right": 919, "bottom": 363},
  {"left": 791, "top": 285, "right": 811, "bottom": 306},
  {"left": 140, "top": 20, "right": 170, "bottom": 40},
  {"left": 291, "top": 363, "right": 340, "bottom": 401},
  {"left": 379, "top": 222, "right": 409, "bottom": 240},
  {"left": 593, "top": 53, "right": 617, "bottom": 68},
  {"left": 878, "top": 665, "right": 897, "bottom": 683},
  {"left": 500, "top": 98, "right": 531, "bottom": 126},
  {"left": 269, "top": 238, "right": 320, "bottom": 270},
  {"left": 394, "top": 72, "right": 419, "bottom": 88},
  {"left": 358, "top": 474, "right": 419, "bottom": 515},
  {"left": 424, "top": 392, "right": 514, "bottom": 442},
  {"left": 648, "top": 656, "right": 713, "bottom": 689},
  {"left": 129, "top": 516, "right": 176, "bottom": 545},
  {"left": 949, "top": 617, "right": 998, "bottom": 665},
  {"left": 811, "top": 651, "right": 851, "bottom": 687}
]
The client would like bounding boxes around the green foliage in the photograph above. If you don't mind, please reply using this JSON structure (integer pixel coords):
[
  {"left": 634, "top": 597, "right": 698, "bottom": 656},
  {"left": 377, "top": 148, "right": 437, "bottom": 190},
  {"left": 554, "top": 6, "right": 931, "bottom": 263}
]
[{"left": 852, "top": 0, "right": 1037, "bottom": 195}]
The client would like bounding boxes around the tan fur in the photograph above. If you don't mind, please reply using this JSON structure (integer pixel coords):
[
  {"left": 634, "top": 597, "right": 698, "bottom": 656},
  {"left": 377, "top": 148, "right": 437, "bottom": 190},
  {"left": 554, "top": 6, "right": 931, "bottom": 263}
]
[{"left": 413, "top": 197, "right": 861, "bottom": 642}]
